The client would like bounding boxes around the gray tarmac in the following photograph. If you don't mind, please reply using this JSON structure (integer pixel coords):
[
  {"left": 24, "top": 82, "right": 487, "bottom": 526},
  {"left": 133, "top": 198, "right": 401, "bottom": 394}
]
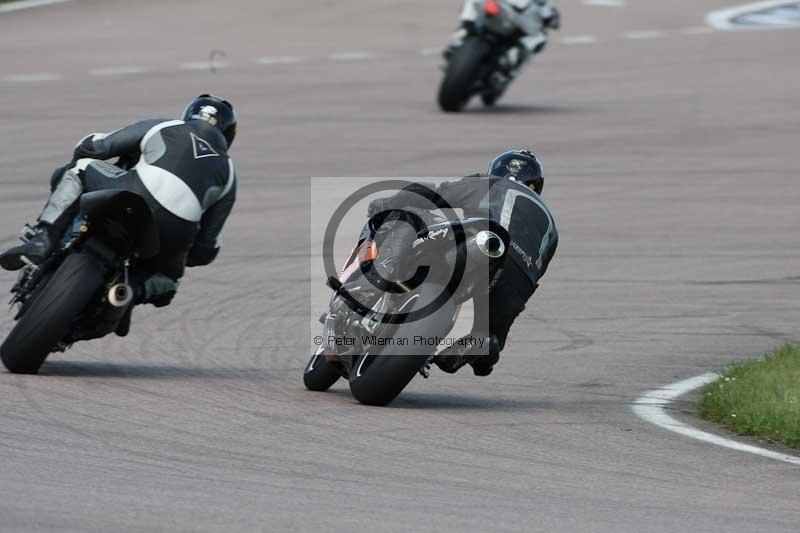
[{"left": 0, "top": 0, "right": 798, "bottom": 531}]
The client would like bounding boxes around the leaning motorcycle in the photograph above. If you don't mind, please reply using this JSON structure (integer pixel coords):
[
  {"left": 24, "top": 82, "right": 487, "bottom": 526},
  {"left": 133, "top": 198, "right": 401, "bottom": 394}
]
[
  {"left": 304, "top": 210, "right": 509, "bottom": 406},
  {"left": 1, "top": 190, "right": 159, "bottom": 374},
  {"left": 438, "top": 0, "right": 547, "bottom": 112}
]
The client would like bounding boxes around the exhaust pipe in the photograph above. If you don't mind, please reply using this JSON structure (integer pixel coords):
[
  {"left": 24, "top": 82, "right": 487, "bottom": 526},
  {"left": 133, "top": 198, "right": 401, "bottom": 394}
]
[
  {"left": 108, "top": 283, "right": 134, "bottom": 308},
  {"left": 474, "top": 230, "right": 505, "bottom": 258}
]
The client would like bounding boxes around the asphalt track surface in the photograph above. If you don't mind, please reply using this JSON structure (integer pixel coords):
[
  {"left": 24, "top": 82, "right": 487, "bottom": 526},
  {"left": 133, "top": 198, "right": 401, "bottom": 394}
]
[{"left": 0, "top": 1, "right": 799, "bottom": 531}]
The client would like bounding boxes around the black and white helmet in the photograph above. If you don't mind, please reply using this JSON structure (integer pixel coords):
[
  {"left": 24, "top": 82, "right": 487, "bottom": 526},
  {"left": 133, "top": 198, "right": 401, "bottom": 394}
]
[
  {"left": 488, "top": 149, "right": 544, "bottom": 195},
  {"left": 182, "top": 94, "right": 237, "bottom": 148}
]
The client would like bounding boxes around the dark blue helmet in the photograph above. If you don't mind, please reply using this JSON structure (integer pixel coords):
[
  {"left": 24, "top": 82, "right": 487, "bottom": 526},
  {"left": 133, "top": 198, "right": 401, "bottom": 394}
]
[
  {"left": 182, "top": 94, "right": 237, "bottom": 148},
  {"left": 488, "top": 149, "right": 544, "bottom": 195}
]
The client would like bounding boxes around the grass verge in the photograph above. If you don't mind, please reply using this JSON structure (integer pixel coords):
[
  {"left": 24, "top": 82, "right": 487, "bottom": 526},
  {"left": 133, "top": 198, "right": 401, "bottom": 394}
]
[{"left": 698, "top": 344, "right": 800, "bottom": 449}]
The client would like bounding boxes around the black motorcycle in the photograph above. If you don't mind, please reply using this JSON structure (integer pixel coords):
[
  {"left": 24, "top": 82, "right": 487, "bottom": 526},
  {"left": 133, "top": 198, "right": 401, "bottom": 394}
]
[
  {"left": 304, "top": 211, "right": 509, "bottom": 406},
  {"left": 1, "top": 190, "right": 159, "bottom": 374},
  {"left": 438, "top": 0, "right": 547, "bottom": 112}
]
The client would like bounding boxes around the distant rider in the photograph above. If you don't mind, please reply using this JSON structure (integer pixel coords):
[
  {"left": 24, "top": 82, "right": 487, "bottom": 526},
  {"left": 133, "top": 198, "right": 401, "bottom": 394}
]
[
  {"left": 0, "top": 95, "right": 237, "bottom": 329},
  {"left": 368, "top": 150, "right": 558, "bottom": 376},
  {"left": 446, "top": 1, "right": 561, "bottom": 103}
]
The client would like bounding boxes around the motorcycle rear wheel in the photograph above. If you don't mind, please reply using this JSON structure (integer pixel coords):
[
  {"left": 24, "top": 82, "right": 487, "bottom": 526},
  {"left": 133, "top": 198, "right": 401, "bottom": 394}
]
[
  {"left": 1, "top": 252, "right": 106, "bottom": 374},
  {"left": 348, "top": 285, "right": 457, "bottom": 406}
]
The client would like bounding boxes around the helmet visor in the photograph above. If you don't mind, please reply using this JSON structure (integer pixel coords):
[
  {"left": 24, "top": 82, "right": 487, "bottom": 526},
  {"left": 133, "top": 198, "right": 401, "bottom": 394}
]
[{"left": 491, "top": 157, "right": 540, "bottom": 184}]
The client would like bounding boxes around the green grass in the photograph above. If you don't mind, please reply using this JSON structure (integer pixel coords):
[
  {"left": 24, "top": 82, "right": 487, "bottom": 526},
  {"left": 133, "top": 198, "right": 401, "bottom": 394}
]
[{"left": 698, "top": 344, "right": 800, "bottom": 449}]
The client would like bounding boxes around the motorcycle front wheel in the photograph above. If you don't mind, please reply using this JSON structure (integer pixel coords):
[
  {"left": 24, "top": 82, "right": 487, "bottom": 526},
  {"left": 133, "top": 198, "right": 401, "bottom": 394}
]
[
  {"left": 303, "top": 347, "right": 342, "bottom": 392},
  {"left": 438, "top": 36, "right": 491, "bottom": 112}
]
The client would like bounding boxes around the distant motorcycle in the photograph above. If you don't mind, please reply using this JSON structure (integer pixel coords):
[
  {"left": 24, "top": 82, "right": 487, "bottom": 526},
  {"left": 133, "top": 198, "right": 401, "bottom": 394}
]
[
  {"left": 1, "top": 190, "right": 159, "bottom": 374},
  {"left": 438, "top": 0, "right": 548, "bottom": 112},
  {"left": 304, "top": 211, "right": 509, "bottom": 406}
]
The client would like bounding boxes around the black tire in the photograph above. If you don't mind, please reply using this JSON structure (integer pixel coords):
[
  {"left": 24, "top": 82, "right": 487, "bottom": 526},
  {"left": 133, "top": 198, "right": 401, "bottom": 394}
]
[
  {"left": 481, "top": 89, "right": 501, "bottom": 108},
  {"left": 438, "top": 36, "right": 490, "bottom": 112},
  {"left": 348, "top": 285, "right": 457, "bottom": 406},
  {"left": 303, "top": 348, "right": 341, "bottom": 392},
  {"left": 348, "top": 347, "right": 431, "bottom": 407},
  {"left": 1, "top": 252, "right": 106, "bottom": 374}
]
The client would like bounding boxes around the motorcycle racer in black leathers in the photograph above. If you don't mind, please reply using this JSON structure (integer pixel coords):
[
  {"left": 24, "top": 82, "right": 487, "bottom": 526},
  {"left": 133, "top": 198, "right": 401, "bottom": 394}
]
[
  {"left": 368, "top": 150, "right": 558, "bottom": 376},
  {"left": 0, "top": 94, "right": 237, "bottom": 316}
]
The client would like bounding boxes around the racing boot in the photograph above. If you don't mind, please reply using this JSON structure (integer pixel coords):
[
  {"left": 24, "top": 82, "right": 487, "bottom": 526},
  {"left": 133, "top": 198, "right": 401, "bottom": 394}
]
[
  {"left": 434, "top": 334, "right": 498, "bottom": 375},
  {"left": 468, "top": 335, "right": 501, "bottom": 376},
  {"left": 0, "top": 222, "right": 56, "bottom": 271},
  {"left": 131, "top": 272, "right": 179, "bottom": 308}
]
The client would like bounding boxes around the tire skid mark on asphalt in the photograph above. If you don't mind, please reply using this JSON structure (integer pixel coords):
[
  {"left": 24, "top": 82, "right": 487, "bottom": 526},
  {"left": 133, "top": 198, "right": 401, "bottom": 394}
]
[
  {"left": 172, "top": 258, "right": 304, "bottom": 370},
  {"left": 632, "top": 373, "right": 800, "bottom": 466}
]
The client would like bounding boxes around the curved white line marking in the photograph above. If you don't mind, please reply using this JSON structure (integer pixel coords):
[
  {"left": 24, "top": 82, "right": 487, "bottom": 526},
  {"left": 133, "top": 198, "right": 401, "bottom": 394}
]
[
  {"left": 0, "top": 0, "right": 70, "bottom": 14},
  {"left": 707, "top": 0, "right": 800, "bottom": 30},
  {"left": 633, "top": 373, "right": 800, "bottom": 466}
]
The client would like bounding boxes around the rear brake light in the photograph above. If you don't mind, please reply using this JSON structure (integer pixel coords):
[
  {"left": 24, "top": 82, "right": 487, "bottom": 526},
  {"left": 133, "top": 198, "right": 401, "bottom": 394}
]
[
  {"left": 360, "top": 240, "right": 379, "bottom": 261},
  {"left": 485, "top": 0, "right": 501, "bottom": 16}
]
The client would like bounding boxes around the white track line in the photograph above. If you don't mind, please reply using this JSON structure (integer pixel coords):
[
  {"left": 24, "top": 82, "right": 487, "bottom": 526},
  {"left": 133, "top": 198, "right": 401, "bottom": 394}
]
[
  {"left": 256, "top": 56, "right": 304, "bottom": 65},
  {"left": 707, "top": 0, "right": 800, "bottom": 30},
  {"left": 681, "top": 26, "right": 716, "bottom": 34},
  {"left": 0, "top": 0, "right": 70, "bottom": 13},
  {"left": 4, "top": 73, "right": 61, "bottom": 82},
  {"left": 584, "top": 0, "right": 625, "bottom": 6},
  {"left": 632, "top": 373, "right": 800, "bottom": 466},
  {"left": 89, "top": 66, "right": 147, "bottom": 76},
  {"left": 560, "top": 35, "right": 599, "bottom": 45},
  {"left": 329, "top": 51, "right": 377, "bottom": 61},
  {"left": 624, "top": 30, "right": 668, "bottom": 39},
  {"left": 179, "top": 61, "right": 230, "bottom": 71}
]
